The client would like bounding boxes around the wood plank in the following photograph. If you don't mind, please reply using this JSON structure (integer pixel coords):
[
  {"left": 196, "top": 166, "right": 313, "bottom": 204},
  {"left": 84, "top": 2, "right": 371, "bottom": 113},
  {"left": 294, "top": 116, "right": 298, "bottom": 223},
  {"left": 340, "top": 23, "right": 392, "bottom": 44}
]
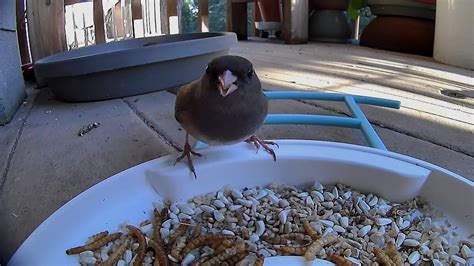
[
  {"left": 254, "top": 1, "right": 261, "bottom": 37},
  {"left": 93, "top": 0, "right": 106, "bottom": 44},
  {"left": 226, "top": 0, "right": 248, "bottom": 40},
  {"left": 167, "top": 0, "right": 181, "bottom": 34},
  {"left": 177, "top": 0, "right": 183, "bottom": 33},
  {"left": 130, "top": 0, "right": 143, "bottom": 37},
  {"left": 229, "top": 44, "right": 474, "bottom": 123},
  {"left": 27, "top": 0, "right": 67, "bottom": 61},
  {"left": 282, "top": 0, "right": 308, "bottom": 44},
  {"left": 197, "top": 0, "right": 209, "bottom": 32},
  {"left": 131, "top": 0, "right": 143, "bottom": 19},
  {"left": 247, "top": 2, "right": 255, "bottom": 37},
  {"left": 232, "top": 42, "right": 474, "bottom": 108},
  {"left": 160, "top": 0, "right": 169, "bottom": 34},
  {"left": 113, "top": 2, "right": 125, "bottom": 37}
]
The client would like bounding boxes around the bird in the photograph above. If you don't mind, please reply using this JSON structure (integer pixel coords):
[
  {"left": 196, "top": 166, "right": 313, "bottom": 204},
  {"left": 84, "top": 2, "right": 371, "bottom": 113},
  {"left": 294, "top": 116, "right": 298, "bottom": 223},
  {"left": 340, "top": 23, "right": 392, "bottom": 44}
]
[{"left": 174, "top": 55, "right": 278, "bottom": 178}]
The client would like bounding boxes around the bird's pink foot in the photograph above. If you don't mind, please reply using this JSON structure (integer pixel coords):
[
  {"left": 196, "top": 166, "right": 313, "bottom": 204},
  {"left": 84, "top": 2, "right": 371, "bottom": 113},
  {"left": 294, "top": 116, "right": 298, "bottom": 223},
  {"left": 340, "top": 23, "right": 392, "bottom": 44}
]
[
  {"left": 174, "top": 141, "right": 202, "bottom": 179},
  {"left": 245, "top": 135, "right": 278, "bottom": 161}
]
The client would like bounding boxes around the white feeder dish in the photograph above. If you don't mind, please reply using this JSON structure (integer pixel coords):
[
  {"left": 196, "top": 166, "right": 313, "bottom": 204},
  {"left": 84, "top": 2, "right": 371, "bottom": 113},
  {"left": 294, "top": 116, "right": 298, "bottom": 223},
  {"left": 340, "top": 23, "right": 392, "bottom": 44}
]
[{"left": 8, "top": 140, "right": 474, "bottom": 265}]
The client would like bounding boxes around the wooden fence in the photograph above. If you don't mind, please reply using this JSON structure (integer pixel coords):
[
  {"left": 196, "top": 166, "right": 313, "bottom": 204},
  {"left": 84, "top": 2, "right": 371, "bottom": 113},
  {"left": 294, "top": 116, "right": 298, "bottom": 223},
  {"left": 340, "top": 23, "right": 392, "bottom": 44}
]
[{"left": 25, "top": 0, "right": 308, "bottom": 62}]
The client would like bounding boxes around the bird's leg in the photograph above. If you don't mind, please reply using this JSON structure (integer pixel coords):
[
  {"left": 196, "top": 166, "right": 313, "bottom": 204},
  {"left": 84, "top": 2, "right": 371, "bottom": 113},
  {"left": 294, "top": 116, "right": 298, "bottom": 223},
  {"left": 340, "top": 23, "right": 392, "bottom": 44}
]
[
  {"left": 174, "top": 133, "right": 202, "bottom": 179},
  {"left": 245, "top": 135, "right": 278, "bottom": 161},
  {"left": 245, "top": 138, "right": 260, "bottom": 153}
]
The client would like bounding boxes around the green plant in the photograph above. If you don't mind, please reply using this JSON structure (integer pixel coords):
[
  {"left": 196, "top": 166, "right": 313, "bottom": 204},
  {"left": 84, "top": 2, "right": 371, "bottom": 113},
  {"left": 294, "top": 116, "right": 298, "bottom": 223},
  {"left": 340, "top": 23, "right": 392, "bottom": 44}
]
[
  {"left": 181, "top": 0, "right": 227, "bottom": 33},
  {"left": 347, "top": 0, "right": 367, "bottom": 20}
]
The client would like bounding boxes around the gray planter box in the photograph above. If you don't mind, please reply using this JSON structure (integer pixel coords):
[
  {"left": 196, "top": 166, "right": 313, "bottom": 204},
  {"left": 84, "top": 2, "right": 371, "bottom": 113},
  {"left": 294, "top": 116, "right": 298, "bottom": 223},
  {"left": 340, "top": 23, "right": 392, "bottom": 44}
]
[{"left": 34, "top": 32, "right": 237, "bottom": 102}]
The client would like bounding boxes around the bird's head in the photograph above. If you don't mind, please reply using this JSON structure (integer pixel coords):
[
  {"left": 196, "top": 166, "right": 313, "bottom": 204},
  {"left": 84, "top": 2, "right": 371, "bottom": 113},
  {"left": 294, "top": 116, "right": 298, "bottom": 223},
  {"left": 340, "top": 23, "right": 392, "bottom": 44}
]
[{"left": 204, "top": 55, "right": 257, "bottom": 97}]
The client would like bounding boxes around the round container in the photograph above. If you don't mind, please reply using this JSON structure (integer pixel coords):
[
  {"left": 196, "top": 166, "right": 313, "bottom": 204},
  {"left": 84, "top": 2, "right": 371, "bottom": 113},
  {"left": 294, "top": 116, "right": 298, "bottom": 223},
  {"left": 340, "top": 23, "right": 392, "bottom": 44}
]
[
  {"left": 8, "top": 141, "right": 473, "bottom": 265},
  {"left": 433, "top": 0, "right": 474, "bottom": 70},
  {"left": 257, "top": 0, "right": 281, "bottom": 22},
  {"left": 368, "top": 0, "right": 436, "bottom": 20},
  {"left": 312, "top": 0, "right": 349, "bottom": 11},
  {"left": 360, "top": 16, "right": 435, "bottom": 56},
  {"left": 309, "top": 10, "right": 352, "bottom": 43}
]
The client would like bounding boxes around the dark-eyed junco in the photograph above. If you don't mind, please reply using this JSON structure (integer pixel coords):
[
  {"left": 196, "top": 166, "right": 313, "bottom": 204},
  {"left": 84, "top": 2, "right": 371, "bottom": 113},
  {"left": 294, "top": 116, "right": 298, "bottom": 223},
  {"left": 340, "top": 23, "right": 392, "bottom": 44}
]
[{"left": 174, "top": 55, "right": 277, "bottom": 178}]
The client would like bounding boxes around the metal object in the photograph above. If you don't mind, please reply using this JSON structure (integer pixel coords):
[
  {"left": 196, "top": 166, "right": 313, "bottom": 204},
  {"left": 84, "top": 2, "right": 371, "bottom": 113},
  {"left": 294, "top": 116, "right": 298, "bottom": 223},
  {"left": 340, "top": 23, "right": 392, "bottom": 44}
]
[{"left": 194, "top": 91, "right": 400, "bottom": 150}]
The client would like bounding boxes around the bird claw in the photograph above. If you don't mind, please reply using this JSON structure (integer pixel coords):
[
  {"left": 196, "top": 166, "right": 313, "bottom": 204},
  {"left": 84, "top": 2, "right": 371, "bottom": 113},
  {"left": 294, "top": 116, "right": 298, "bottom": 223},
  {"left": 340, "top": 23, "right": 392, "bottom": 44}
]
[
  {"left": 245, "top": 138, "right": 260, "bottom": 154},
  {"left": 174, "top": 142, "right": 201, "bottom": 179},
  {"left": 245, "top": 136, "right": 278, "bottom": 161},
  {"left": 190, "top": 150, "right": 202, "bottom": 157}
]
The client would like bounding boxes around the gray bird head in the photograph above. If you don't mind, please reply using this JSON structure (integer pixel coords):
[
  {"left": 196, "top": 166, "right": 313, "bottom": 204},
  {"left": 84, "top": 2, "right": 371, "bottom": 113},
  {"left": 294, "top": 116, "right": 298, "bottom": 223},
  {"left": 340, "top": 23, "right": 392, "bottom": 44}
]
[{"left": 204, "top": 55, "right": 257, "bottom": 97}]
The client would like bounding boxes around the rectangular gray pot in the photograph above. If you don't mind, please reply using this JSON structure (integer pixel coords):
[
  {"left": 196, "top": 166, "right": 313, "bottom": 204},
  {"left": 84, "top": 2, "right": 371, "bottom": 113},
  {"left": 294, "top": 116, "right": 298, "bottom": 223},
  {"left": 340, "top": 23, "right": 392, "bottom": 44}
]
[{"left": 34, "top": 32, "right": 237, "bottom": 102}]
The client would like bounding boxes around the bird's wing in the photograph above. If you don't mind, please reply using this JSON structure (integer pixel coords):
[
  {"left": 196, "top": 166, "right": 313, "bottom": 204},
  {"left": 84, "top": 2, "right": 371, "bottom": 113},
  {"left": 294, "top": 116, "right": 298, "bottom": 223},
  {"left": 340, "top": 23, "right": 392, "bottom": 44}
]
[{"left": 175, "top": 79, "right": 200, "bottom": 124}]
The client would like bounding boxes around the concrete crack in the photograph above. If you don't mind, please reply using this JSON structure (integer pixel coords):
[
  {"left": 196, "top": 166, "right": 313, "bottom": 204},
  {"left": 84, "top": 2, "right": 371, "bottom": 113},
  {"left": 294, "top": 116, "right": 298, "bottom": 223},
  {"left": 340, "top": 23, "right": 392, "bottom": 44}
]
[
  {"left": 0, "top": 28, "right": 16, "bottom": 32},
  {"left": 1, "top": 102, "right": 35, "bottom": 190},
  {"left": 122, "top": 98, "right": 182, "bottom": 152}
]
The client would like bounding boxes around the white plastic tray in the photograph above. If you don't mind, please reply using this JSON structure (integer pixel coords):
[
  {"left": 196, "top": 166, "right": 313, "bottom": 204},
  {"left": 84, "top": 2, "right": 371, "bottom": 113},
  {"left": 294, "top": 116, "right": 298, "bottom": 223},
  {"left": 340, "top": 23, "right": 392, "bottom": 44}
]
[{"left": 8, "top": 140, "right": 474, "bottom": 265}]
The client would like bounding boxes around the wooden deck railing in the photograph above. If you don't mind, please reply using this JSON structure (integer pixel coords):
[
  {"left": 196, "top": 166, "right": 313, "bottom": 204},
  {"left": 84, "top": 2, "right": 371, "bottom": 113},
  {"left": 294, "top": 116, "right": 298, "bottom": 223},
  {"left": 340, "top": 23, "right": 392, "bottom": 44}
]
[{"left": 25, "top": 0, "right": 308, "bottom": 62}]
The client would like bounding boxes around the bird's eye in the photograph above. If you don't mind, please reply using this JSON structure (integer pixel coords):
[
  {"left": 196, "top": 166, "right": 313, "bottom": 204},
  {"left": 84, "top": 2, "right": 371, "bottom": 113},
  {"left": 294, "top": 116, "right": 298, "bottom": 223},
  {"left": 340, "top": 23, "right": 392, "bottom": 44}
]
[
  {"left": 247, "top": 69, "right": 254, "bottom": 78},
  {"left": 205, "top": 65, "right": 210, "bottom": 73}
]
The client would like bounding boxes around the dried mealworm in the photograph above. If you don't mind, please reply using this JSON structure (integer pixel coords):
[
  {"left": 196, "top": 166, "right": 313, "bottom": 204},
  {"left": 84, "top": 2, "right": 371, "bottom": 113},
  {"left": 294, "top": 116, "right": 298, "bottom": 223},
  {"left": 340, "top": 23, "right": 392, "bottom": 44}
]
[
  {"left": 182, "top": 234, "right": 235, "bottom": 255},
  {"left": 385, "top": 242, "right": 403, "bottom": 266},
  {"left": 254, "top": 255, "right": 264, "bottom": 266},
  {"left": 126, "top": 225, "right": 146, "bottom": 266},
  {"left": 160, "top": 207, "right": 170, "bottom": 249},
  {"left": 99, "top": 237, "right": 130, "bottom": 266},
  {"left": 153, "top": 208, "right": 163, "bottom": 224},
  {"left": 170, "top": 235, "right": 189, "bottom": 261},
  {"left": 169, "top": 261, "right": 180, "bottom": 266},
  {"left": 304, "top": 234, "right": 338, "bottom": 261},
  {"left": 140, "top": 219, "right": 151, "bottom": 227},
  {"left": 200, "top": 242, "right": 246, "bottom": 266},
  {"left": 214, "top": 239, "right": 235, "bottom": 253},
  {"left": 88, "top": 231, "right": 109, "bottom": 243},
  {"left": 262, "top": 234, "right": 285, "bottom": 245},
  {"left": 303, "top": 221, "right": 319, "bottom": 240},
  {"left": 282, "top": 233, "right": 312, "bottom": 242},
  {"left": 191, "top": 254, "right": 210, "bottom": 266},
  {"left": 161, "top": 206, "right": 170, "bottom": 220},
  {"left": 374, "top": 247, "right": 395, "bottom": 266},
  {"left": 328, "top": 254, "right": 358, "bottom": 266},
  {"left": 182, "top": 235, "right": 209, "bottom": 255},
  {"left": 66, "top": 232, "right": 122, "bottom": 255},
  {"left": 223, "top": 251, "right": 249, "bottom": 265},
  {"left": 190, "top": 225, "right": 202, "bottom": 238},
  {"left": 168, "top": 221, "right": 190, "bottom": 249},
  {"left": 279, "top": 245, "right": 307, "bottom": 256},
  {"left": 148, "top": 239, "right": 169, "bottom": 266},
  {"left": 264, "top": 232, "right": 312, "bottom": 245},
  {"left": 152, "top": 208, "right": 165, "bottom": 248}
]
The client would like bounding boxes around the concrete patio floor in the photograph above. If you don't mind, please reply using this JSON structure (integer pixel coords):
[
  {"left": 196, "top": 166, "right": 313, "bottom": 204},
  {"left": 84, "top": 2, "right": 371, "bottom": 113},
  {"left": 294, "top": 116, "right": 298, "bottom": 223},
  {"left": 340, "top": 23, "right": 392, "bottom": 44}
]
[{"left": 0, "top": 40, "right": 473, "bottom": 263}]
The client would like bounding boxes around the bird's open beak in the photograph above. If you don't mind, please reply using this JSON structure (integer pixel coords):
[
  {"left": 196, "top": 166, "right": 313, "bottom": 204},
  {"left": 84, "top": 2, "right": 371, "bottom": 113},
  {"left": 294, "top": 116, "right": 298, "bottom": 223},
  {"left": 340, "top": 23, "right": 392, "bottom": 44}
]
[{"left": 217, "top": 70, "right": 238, "bottom": 97}]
